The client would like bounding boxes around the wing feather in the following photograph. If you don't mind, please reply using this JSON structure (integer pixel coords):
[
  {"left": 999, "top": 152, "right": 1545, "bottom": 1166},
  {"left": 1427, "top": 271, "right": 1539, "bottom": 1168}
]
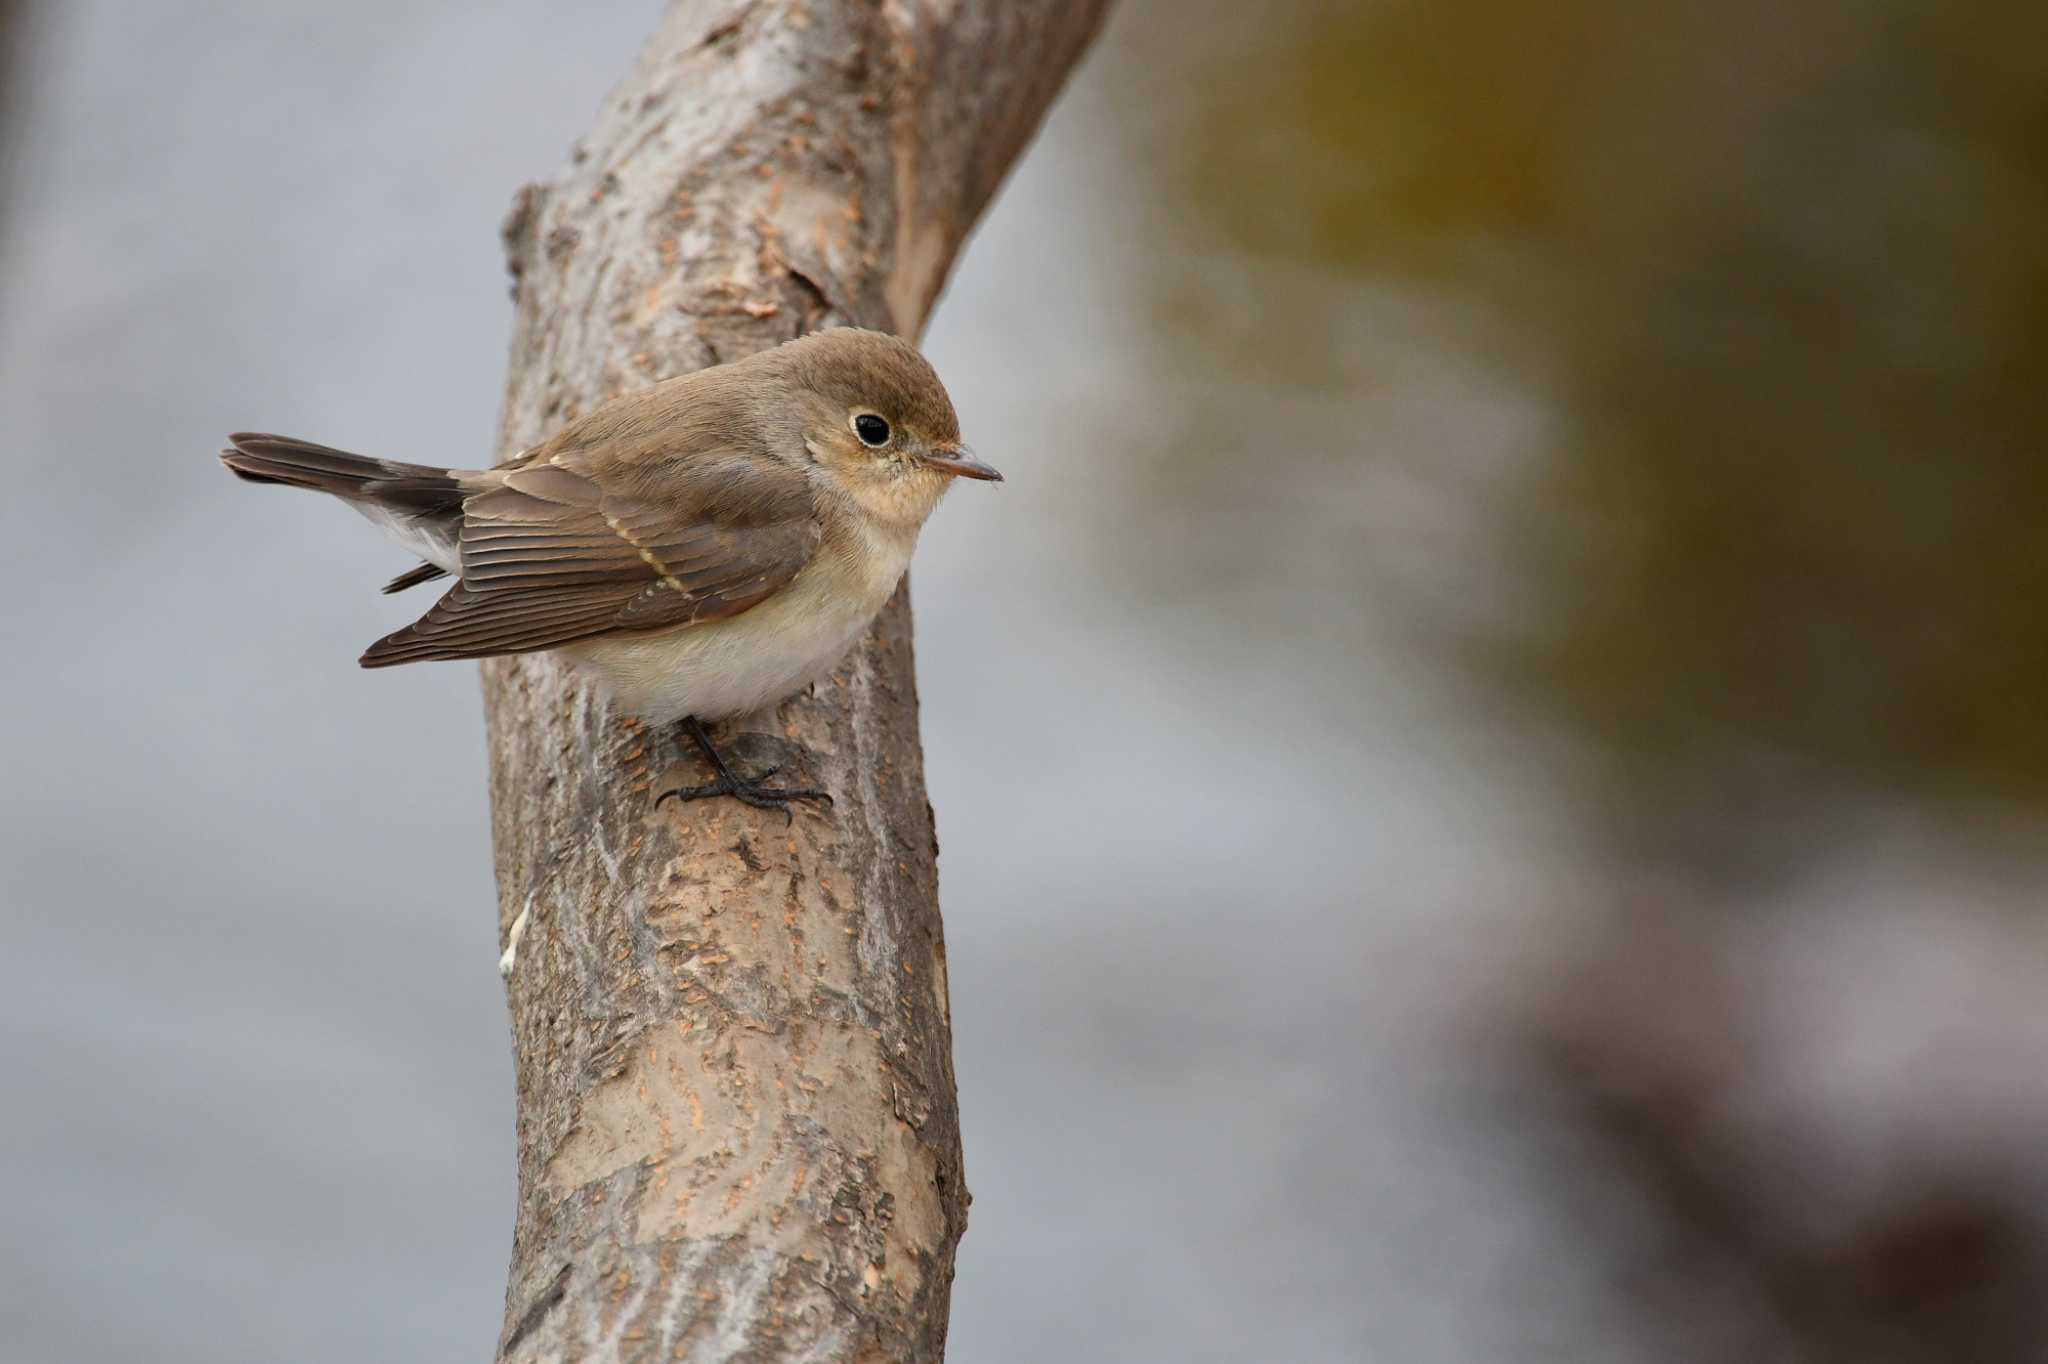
[{"left": 359, "top": 454, "right": 818, "bottom": 668}]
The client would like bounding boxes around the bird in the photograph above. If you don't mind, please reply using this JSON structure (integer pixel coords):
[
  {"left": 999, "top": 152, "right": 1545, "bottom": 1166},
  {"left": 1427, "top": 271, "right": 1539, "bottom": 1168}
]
[{"left": 220, "top": 327, "right": 1001, "bottom": 813}]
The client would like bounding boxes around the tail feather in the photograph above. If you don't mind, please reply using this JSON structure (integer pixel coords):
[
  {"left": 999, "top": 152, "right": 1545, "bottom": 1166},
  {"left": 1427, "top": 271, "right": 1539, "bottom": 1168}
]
[
  {"left": 381, "top": 561, "right": 450, "bottom": 594},
  {"left": 222, "top": 432, "right": 466, "bottom": 594},
  {"left": 220, "top": 432, "right": 462, "bottom": 511}
]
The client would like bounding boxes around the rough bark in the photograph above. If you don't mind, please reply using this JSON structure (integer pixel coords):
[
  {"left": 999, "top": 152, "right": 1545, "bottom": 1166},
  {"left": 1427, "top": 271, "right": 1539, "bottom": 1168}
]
[{"left": 482, "top": 3, "right": 1109, "bottom": 1360}]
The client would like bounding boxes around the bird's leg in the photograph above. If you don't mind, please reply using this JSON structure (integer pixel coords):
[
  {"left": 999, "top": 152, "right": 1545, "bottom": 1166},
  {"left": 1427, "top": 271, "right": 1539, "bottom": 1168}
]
[{"left": 656, "top": 716, "right": 832, "bottom": 822}]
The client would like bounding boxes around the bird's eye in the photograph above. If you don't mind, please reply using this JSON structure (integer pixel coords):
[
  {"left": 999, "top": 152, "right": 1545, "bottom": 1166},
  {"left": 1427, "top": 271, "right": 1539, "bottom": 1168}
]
[{"left": 853, "top": 413, "right": 891, "bottom": 447}]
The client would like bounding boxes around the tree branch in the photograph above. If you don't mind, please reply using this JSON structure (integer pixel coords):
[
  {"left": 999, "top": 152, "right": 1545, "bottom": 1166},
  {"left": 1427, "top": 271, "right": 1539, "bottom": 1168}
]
[{"left": 482, "top": 3, "right": 1109, "bottom": 1359}]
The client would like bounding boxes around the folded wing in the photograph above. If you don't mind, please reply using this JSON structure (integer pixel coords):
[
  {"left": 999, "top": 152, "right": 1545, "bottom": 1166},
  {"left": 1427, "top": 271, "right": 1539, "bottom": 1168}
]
[{"left": 359, "top": 455, "right": 818, "bottom": 667}]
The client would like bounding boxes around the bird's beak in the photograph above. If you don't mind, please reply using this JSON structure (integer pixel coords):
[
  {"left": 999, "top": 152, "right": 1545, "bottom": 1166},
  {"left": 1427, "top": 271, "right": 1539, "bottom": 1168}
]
[{"left": 922, "top": 445, "right": 1003, "bottom": 482}]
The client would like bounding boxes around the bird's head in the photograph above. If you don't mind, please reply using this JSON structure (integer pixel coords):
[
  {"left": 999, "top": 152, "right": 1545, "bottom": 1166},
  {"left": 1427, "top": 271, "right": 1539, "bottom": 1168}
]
[{"left": 777, "top": 328, "right": 1001, "bottom": 527}]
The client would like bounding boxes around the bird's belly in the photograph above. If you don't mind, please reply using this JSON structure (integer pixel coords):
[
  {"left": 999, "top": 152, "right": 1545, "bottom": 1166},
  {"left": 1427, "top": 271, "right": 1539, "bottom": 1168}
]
[{"left": 558, "top": 560, "right": 899, "bottom": 723}]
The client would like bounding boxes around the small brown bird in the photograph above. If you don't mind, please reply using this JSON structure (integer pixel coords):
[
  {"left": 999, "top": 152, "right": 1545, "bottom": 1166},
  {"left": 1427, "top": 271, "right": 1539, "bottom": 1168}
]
[{"left": 221, "top": 327, "right": 999, "bottom": 812}]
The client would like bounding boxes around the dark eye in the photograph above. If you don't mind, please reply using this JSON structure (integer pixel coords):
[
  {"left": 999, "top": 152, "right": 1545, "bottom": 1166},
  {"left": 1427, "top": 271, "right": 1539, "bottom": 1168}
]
[{"left": 853, "top": 413, "right": 891, "bottom": 447}]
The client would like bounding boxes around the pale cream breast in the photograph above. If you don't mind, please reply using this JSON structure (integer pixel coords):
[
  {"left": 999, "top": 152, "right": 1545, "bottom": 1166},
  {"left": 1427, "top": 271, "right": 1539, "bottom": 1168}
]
[{"left": 558, "top": 513, "right": 919, "bottom": 722}]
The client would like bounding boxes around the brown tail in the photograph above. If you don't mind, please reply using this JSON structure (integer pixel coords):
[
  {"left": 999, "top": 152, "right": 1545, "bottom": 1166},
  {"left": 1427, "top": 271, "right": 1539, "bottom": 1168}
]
[{"left": 220, "top": 432, "right": 463, "bottom": 512}]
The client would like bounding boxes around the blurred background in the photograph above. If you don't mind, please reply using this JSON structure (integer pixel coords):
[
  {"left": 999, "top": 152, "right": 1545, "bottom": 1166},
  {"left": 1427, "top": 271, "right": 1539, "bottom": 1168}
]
[{"left": 5, "top": 1, "right": 2047, "bottom": 1360}]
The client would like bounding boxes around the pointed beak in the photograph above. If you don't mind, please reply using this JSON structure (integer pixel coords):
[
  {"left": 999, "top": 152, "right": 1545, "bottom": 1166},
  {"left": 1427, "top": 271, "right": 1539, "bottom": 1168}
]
[{"left": 922, "top": 445, "right": 1003, "bottom": 482}]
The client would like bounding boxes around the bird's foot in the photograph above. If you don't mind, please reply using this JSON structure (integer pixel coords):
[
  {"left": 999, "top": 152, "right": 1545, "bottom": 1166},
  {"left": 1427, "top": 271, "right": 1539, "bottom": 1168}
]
[
  {"left": 655, "top": 768, "right": 832, "bottom": 820},
  {"left": 658, "top": 720, "right": 833, "bottom": 823}
]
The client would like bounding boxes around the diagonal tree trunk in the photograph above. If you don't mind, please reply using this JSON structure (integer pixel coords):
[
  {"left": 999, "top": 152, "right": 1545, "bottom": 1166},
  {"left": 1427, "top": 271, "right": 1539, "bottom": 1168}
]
[{"left": 483, "top": 3, "right": 1109, "bottom": 1360}]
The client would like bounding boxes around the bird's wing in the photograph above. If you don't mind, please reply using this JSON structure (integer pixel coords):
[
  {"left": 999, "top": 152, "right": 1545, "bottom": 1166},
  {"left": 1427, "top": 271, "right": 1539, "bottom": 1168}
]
[{"left": 359, "top": 455, "right": 819, "bottom": 667}]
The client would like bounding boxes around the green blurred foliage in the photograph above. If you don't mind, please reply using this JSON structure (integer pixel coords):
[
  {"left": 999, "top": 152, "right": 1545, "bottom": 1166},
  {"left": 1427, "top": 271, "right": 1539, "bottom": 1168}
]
[{"left": 1148, "top": 0, "right": 2048, "bottom": 844}]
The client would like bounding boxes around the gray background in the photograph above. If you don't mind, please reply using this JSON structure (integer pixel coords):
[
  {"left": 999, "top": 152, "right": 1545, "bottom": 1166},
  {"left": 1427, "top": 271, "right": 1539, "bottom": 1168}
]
[{"left": 7, "top": 3, "right": 2047, "bottom": 1362}]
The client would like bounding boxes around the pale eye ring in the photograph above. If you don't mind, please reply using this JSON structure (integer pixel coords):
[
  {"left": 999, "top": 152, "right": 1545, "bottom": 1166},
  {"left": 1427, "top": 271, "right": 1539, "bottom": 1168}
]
[{"left": 852, "top": 412, "right": 891, "bottom": 447}]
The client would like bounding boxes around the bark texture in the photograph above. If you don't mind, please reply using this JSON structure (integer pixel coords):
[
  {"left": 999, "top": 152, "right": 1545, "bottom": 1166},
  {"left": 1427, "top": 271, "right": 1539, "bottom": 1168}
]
[{"left": 482, "top": 3, "right": 1108, "bottom": 1360}]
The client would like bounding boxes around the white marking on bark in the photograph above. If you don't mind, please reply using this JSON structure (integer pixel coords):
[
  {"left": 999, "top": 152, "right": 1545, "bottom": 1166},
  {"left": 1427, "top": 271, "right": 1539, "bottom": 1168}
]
[
  {"left": 846, "top": 642, "right": 894, "bottom": 986},
  {"left": 685, "top": 1246, "right": 779, "bottom": 1363},
  {"left": 499, "top": 903, "right": 531, "bottom": 979},
  {"left": 584, "top": 1244, "right": 659, "bottom": 1358},
  {"left": 591, "top": 817, "right": 621, "bottom": 887},
  {"left": 633, "top": 1239, "right": 716, "bottom": 1359}
]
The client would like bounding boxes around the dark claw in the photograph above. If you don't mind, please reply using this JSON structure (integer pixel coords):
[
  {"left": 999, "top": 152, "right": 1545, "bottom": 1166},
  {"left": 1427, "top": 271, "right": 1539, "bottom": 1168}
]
[
  {"left": 656, "top": 717, "right": 834, "bottom": 823},
  {"left": 656, "top": 781, "right": 831, "bottom": 824}
]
